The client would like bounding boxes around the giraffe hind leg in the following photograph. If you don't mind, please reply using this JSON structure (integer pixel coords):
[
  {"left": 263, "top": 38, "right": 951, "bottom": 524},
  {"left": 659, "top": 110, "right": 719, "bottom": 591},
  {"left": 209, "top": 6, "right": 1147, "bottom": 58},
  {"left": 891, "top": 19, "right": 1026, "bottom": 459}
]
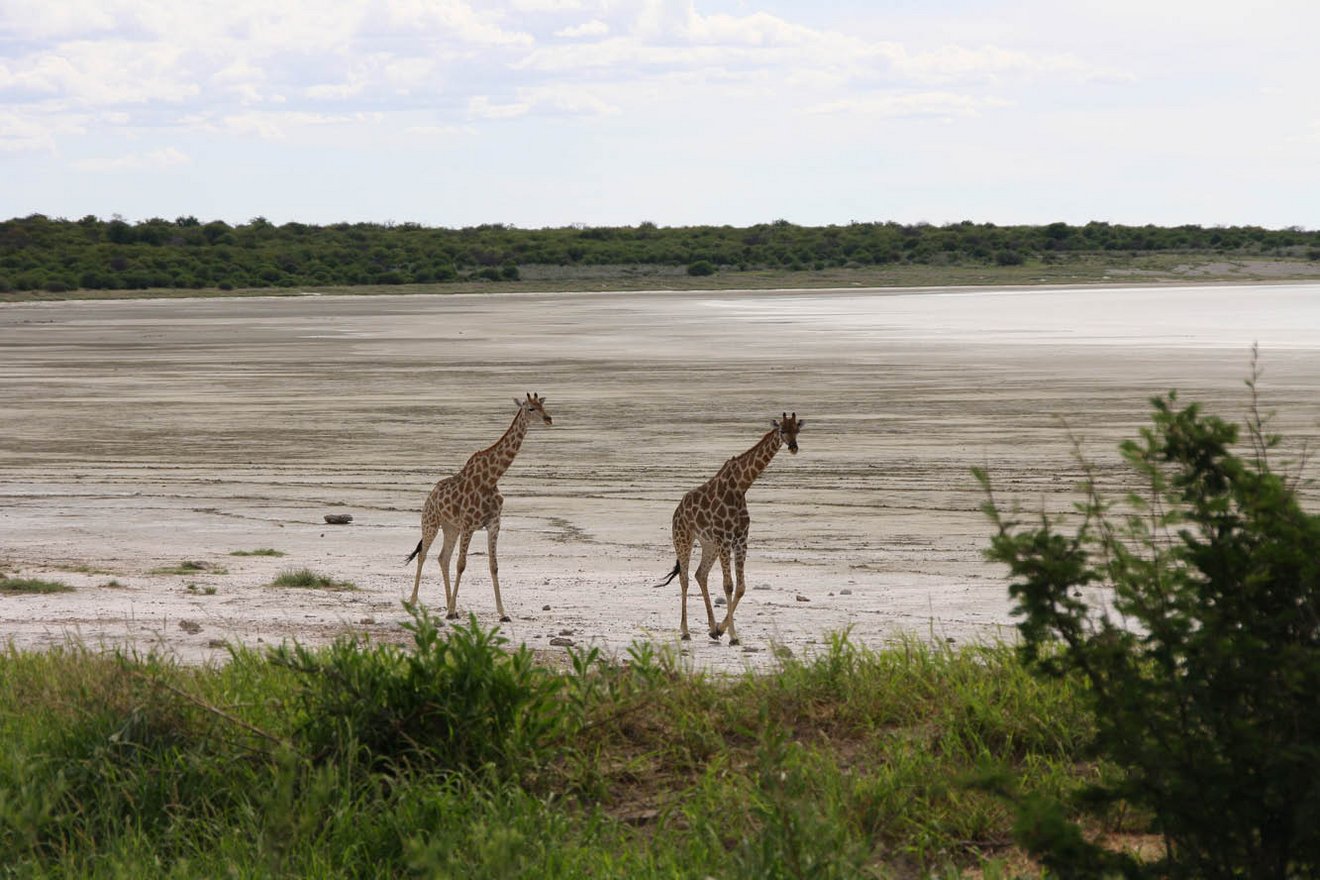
[
  {"left": 695, "top": 541, "right": 721, "bottom": 640},
  {"left": 435, "top": 527, "right": 458, "bottom": 614},
  {"left": 674, "top": 531, "right": 694, "bottom": 640},
  {"left": 715, "top": 550, "right": 739, "bottom": 645},
  {"left": 447, "top": 531, "right": 473, "bottom": 619},
  {"left": 409, "top": 529, "right": 438, "bottom": 605},
  {"left": 719, "top": 541, "right": 748, "bottom": 646},
  {"left": 487, "top": 518, "right": 510, "bottom": 623}
]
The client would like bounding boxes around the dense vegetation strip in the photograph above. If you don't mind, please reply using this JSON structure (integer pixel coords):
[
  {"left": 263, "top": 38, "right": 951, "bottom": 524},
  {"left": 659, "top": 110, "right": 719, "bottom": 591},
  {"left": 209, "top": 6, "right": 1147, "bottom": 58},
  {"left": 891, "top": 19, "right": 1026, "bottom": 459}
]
[
  {"left": 3, "top": 213, "right": 1318, "bottom": 293},
  {"left": 0, "top": 613, "right": 1104, "bottom": 878}
]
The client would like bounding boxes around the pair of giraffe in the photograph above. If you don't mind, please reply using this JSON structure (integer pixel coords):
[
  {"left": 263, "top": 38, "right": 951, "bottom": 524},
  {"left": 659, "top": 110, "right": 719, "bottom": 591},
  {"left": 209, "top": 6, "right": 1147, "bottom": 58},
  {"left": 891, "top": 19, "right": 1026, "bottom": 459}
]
[{"left": 406, "top": 393, "right": 804, "bottom": 646}]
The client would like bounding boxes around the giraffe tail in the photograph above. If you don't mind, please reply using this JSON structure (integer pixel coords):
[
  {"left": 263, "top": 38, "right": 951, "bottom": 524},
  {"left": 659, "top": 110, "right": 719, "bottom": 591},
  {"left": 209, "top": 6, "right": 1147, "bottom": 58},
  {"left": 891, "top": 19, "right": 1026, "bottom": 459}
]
[
  {"left": 656, "top": 561, "right": 681, "bottom": 587},
  {"left": 404, "top": 539, "right": 423, "bottom": 565}
]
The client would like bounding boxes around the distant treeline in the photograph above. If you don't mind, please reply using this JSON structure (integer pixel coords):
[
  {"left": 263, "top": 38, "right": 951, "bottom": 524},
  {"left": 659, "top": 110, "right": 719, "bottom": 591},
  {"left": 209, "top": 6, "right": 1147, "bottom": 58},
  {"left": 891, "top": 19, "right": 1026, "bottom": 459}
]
[{"left": 3, "top": 213, "right": 1319, "bottom": 293}]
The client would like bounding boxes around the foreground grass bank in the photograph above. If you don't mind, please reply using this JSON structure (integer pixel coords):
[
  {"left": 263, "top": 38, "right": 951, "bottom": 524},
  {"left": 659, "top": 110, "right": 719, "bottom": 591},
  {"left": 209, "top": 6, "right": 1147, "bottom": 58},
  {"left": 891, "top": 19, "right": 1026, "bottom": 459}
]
[{"left": 0, "top": 609, "right": 1131, "bottom": 878}]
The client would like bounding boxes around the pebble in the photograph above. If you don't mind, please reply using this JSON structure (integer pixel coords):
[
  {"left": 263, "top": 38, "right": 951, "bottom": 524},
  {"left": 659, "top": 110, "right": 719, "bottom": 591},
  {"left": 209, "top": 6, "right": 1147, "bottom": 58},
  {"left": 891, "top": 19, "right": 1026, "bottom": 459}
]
[
  {"left": 542, "top": 604, "right": 551, "bottom": 611},
  {"left": 795, "top": 594, "right": 810, "bottom": 602},
  {"left": 549, "top": 636, "right": 575, "bottom": 647},
  {"left": 840, "top": 588, "right": 852, "bottom": 595}
]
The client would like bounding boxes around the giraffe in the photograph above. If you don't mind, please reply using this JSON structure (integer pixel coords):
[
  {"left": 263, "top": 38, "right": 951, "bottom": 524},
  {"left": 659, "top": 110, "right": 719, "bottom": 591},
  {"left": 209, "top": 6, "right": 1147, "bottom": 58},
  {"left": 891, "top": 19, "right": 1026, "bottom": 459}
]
[
  {"left": 405, "top": 393, "right": 553, "bottom": 621},
  {"left": 658, "top": 413, "right": 804, "bottom": 645}
]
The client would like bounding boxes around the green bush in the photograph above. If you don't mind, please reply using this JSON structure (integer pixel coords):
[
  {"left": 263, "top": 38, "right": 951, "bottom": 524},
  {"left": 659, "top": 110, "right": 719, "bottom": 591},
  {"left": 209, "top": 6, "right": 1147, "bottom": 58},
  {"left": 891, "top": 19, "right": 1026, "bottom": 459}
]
[
  {"left": 686, "top": 259, "right": 716, "bottom": 276},
  {"left": 978, "top": 378, "right": 1320, "bottom": 879},
  {"left": 271, "top": 608, "right": 564, "bottom": 776}
]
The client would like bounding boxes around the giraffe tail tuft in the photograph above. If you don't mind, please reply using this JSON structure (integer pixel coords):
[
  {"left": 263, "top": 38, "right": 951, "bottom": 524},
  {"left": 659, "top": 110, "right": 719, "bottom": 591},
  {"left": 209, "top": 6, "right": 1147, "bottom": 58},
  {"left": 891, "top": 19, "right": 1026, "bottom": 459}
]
[
  {"left": 405, "top": 539, "right": 423, "bottom": 565},
  {"left": 656, "top": 561, "right": 681, "bottom": 587}
]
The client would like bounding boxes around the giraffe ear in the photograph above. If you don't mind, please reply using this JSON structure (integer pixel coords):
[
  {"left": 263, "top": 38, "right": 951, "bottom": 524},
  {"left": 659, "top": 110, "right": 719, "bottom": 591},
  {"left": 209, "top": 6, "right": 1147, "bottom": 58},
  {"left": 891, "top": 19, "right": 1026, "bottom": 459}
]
[
  {"left": 514, "top": 397, "right": 523, "bottom": 408},
  {"left": 796, "top": 418, "right": 806, "bottom": 430},
  {"left": 772, "top": 419, "right": 781, "bottom": 429}
]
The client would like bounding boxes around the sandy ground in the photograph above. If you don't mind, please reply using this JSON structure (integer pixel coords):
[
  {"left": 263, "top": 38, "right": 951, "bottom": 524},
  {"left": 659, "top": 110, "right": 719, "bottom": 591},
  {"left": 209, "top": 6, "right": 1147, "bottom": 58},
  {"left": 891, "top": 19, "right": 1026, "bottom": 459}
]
[{"left": 3, "top": 283, "right": 1319, "bottom": 672}]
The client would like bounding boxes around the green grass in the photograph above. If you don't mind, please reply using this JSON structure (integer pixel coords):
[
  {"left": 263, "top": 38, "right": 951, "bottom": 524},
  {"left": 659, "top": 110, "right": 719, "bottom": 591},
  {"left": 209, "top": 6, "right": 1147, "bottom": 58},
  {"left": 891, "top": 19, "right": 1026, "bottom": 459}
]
[
  {"left": 150, "top": 560, "right": 228, "bottom": 575},
  {"left": 269, "top": 568, "right": 357, "bottom": 591},
  {"left": 229, "top": 548, "right": 286, "bottom": 557},
  {"left": 0, "top": 609, "right": 1131, "bottom": 878},
  {"left": 0, "top": 576, "right": 74, "bottom": 594}
]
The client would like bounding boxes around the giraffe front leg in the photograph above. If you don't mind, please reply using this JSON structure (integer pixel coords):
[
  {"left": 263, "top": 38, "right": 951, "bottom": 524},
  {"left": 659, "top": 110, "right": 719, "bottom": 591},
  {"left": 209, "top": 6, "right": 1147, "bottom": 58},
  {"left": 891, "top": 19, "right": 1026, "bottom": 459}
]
[
  {"left": 486, "top": 518, "right": 510, "bottom": 623},
  {"left": 447, "top": 531, "right": 473, "bottom": 620},
  {"left": 695, "top": 542, "right": 720, "bottom": 640}
]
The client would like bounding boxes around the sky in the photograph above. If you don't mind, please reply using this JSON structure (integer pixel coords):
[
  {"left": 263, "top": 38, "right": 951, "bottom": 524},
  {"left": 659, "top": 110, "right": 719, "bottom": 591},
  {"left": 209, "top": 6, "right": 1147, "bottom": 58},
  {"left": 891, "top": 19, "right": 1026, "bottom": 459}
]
[{"left": 2, "top": 0, "right": 1318, "bottom": 230}]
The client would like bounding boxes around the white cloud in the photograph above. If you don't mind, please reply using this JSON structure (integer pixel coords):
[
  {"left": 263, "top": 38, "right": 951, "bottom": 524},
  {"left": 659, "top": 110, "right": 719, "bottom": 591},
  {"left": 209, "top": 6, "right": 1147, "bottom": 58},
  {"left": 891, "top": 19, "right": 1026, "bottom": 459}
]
[
  {"left": 809, "top": 91, "right": 1009, "bottom": 120},
  {"left": 0, "top": 0, "right": 116, "bottom": 39},
  {"left": 468, "top": 95, "right": 532, "bottom": 119},
  {"left": 73, "top": 146, "right": 192, "bottom": 172},
  {"left": 2, "top": 40, "right": 200, "bottom": 105},
  {"left": 555, "top": 19, "right": 609, "bottom": 39},
  {"left": 187, "top": 110, "right": 385, "bottom": 139},
  {"left": 0, "top": 109, "right": 87, "bottom": 151},
  {"left": 511, "top": 0, "right": 585, "bottom": 10},
  {"left": 384, "top": 0, "right": 533, "bottom": 46}
]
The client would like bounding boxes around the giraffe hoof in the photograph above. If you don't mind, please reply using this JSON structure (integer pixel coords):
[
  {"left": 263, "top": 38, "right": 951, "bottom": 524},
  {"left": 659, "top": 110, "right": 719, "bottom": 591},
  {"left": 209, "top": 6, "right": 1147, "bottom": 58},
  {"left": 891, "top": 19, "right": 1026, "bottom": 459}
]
[
  {"left": 728, "top": 638, "right": 741, "bottom": 647},
  {"left": 445, "top": 612, "right": 460, "bottom": 620},
  {"left": 680, "top": 633, "right": 691, "bottom": 641},
  {"left": 499, "top": 615, "right": 511, "bottom": 623},
  {"left": 708, "top": 630, "right": 721, "bottom": 641}
]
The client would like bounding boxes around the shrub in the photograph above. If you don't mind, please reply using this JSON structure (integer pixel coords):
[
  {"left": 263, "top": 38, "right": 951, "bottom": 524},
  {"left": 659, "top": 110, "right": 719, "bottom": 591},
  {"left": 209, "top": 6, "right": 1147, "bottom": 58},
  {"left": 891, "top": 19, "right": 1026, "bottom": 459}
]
[
  {"left": 270, "top": 608, "right": 564, "bottom": 776},
  {"left": 686, "top": 260, "right": 716, "bottom": 276},
  {"left": 977, "top": 375, "right": 1320, "bottom": 879}
]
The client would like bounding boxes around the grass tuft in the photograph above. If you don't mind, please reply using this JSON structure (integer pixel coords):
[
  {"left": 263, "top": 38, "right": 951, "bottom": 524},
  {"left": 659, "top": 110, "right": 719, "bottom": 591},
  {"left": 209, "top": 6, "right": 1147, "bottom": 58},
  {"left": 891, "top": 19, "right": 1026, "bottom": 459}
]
[
  {"left": 268, "top": 568, "right": 357, "bottom": 591},
  {"left": 229, "top": 548, "right": 286, "bottom": 557},
  {"left": 0, "top": 576, "right": 74, "bottom": 594},
  {"left": 151, "top": 560, "right": 228, "bottom": 575}
]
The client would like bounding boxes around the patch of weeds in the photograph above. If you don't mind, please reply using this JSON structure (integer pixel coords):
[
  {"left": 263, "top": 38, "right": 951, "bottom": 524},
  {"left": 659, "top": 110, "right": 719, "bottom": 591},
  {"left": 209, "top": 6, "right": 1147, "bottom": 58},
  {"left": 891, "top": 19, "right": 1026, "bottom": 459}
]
[
  {"left": 152, "top": 560, "right": 228, "bottom": 576},
  {"left": 101, "top": 579, "right": 127, "bottom": 589},
  {"left": 229, "top": 548, "right": 286, "bottom": 557},
  {"left": 60, "top": 563, "right": 116, "bottom": 576},
  {"left": 0, "top": 576, "right": 75, "bottom": 594},
  {"left": 185, "top": 583, "right": 218, "bottom": 596},
  {"left": 269, "top": 568, "right": 356, "bottom": 591}
]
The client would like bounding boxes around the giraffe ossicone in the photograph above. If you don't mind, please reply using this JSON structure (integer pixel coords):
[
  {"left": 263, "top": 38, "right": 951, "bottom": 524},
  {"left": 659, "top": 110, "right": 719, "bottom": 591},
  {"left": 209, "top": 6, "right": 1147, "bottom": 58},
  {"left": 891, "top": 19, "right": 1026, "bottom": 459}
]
[
  {"left": 406, "top": 392, "right": 553, "bottom": 621},
  {"left": 660, "top": 412, "right": 805, "bottom": 646}
]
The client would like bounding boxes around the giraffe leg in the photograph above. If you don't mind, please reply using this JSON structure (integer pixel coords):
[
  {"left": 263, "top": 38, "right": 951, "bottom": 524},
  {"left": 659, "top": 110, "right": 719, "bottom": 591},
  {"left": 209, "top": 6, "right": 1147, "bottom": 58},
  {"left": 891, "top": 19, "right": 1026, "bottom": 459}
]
[
  {"left": 721, "top": 539, "right": 749, "bottom": 645},
  {"left": 674, "top": 530, "right": 695, "bottom": 640},
  {"left": 447, "top": 531, "right": 474, "bottom": 619},
  {"left": 408, "top": 527, "right": 438, "bottom": 605},
  {"left": 486, "top": 517, "right": 510, "bottom": 623},
  {"left": 695, "top": 540, "right": 720, "bottom": 640},
  {"left": 436, "top": 526, "right": 458, "bottom": 612},
  {"left": 716, "top": 549, "right": 739, "bottom": 645}
]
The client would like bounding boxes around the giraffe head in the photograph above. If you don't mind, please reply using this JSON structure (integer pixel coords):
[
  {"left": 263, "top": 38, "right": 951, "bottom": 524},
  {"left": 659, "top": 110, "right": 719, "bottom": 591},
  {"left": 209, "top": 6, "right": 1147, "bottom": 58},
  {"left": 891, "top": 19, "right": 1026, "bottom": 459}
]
[
  {"left": 515, "top": 392, "right": 554, "bottom": 426},
  {"left": 773, "top": 412, "right": 804, "bottom": 454}
]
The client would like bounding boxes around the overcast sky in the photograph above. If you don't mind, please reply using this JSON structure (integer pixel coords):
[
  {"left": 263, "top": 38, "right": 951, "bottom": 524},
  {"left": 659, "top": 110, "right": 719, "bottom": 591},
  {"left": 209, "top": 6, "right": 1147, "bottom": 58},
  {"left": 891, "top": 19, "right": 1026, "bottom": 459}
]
[{"left": 3, "top": 0, "right": 1318, "bottom": 229}]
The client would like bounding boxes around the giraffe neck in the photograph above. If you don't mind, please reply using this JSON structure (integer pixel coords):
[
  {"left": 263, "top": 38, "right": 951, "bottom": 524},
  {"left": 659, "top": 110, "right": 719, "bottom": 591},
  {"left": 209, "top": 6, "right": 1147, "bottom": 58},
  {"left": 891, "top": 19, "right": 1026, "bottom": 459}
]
[
  {"left": 470, "top": 408, "right": 530, "bottom": 483},
  {"left": 720, "top": 428, "right": 783, "bottom": 494}
]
